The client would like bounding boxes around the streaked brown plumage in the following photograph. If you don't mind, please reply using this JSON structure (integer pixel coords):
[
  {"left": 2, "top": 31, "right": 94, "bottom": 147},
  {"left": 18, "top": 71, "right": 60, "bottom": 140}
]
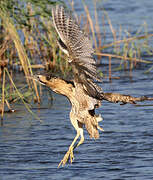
[
  {"left": 31, "top": 5, "right": 153, "bottom": 168},
  {"left": 33, "top": 5, "right": 104, "bottom": 167},
  {"left": 52, "top": 5, "right": 104, "bottom": 100}
]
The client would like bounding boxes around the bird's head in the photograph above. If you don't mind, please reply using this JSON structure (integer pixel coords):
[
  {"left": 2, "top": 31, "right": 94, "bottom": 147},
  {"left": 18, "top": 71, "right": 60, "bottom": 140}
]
[
  {"left": 27, "top": 74, "right": 74, "bottom": 95},
  {"left": 27, "top": 75, "right": 49, "bottom": 85},
  {"left": 27, "top": 74, "right": 69, "bottom": 86}
]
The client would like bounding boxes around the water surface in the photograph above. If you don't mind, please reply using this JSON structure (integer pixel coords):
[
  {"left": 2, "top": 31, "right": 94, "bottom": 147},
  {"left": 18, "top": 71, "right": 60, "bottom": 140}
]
[{"left": 1, "top": 0, "right": 153, "bottom": 179}]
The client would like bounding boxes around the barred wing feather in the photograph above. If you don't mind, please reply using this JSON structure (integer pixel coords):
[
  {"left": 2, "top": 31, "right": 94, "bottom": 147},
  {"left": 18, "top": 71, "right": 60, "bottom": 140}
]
[{"left": 52, "top": 5, "right": 103, "bottom": 99}]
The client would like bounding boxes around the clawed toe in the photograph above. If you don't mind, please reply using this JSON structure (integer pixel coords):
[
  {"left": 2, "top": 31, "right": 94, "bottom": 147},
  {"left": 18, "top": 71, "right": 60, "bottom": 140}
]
[{"left": 58, "top": 147, "right": 74, "bottom": 168}]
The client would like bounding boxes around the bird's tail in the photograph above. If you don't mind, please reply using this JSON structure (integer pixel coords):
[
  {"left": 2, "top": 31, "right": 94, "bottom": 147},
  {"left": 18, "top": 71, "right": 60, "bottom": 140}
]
[{"left": 85, "top": 114, "right": 103, "bottom": 139}]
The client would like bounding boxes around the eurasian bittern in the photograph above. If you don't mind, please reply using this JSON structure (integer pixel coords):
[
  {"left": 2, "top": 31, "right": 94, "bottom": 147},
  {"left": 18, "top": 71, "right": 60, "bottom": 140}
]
[{"left": 33, "top": 5, "right": 104, "bottom": 167}]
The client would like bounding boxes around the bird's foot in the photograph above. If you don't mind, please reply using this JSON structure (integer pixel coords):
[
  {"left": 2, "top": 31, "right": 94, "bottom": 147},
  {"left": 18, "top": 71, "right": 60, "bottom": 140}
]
[{"left": 58, "top": 146, "right": 74, "bottom": 168}]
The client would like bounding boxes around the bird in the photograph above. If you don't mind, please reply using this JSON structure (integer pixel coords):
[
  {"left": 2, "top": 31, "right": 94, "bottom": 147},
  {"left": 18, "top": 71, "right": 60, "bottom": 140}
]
[{"left": 32, "top": 5, "right": 104, "bottom": 167}]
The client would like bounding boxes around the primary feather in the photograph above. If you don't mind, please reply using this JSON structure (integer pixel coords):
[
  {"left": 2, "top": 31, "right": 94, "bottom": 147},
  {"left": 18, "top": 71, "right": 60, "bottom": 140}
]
[{"left": 52, "top": 5, "right": 103, "bottom": 100}]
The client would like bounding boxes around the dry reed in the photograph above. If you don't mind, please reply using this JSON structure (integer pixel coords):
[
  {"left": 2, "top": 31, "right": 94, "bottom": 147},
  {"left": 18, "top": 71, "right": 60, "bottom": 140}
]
[{"left": 0, "top": 0, "right": 153, "bottom": 120}]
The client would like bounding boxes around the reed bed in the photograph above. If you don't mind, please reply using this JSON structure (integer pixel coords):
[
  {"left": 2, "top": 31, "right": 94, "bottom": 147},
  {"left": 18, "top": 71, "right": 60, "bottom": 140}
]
[{"left": 0, "top": 0, "right": 153, "bottom": 120}]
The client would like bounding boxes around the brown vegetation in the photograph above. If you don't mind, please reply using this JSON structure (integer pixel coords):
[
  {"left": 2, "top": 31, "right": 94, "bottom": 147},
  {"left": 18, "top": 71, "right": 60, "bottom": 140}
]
[{"left": 0, "top": 0, "right": 153, "bottom": 121}]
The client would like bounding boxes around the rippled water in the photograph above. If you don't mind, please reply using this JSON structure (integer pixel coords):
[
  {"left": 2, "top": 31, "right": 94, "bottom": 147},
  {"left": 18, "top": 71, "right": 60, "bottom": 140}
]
[{"left": 1, "top": 1, "right": 153, "bottom": 179}]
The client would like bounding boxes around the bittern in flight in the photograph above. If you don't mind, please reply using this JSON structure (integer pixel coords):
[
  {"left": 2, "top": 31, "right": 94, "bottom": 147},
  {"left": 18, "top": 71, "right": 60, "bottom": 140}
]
[{"left": 33, "top": 5, "right": 104, "bottom": 167}]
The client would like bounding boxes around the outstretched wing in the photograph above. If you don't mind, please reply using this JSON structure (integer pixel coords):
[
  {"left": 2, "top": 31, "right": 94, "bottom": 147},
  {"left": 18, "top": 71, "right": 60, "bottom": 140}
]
[{"left": 52, "top": 5, "right": 103, "bottom": 100}]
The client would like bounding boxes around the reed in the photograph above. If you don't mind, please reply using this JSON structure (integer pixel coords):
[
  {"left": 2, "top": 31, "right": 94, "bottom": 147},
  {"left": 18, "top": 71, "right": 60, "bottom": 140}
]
[
  {"left": 5, "top": 68, "right": 41, "bottom": 122},
  {"left": 1, "top": 69, "right": 5, "bottom": 121},
  {"left": 80, "top": 0, "right": 153, "bottom": 75},
  {"left": 0, "top": 6, "right": 41, "bottom": 103},
  {"left": 82, "top": 1, "right": 98, "bottom": 50},
  {"left": 0, "top": 0, "right": 153, "bottom": 120}
]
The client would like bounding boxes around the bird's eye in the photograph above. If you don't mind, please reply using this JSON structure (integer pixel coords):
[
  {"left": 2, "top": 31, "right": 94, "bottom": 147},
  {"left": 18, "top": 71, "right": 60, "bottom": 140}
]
[
  {"left": 37, "top": 76, "right": 40, "bottom": 80},
  {"left": 46, "top": 75, "right": 51, "bottom": 80}
]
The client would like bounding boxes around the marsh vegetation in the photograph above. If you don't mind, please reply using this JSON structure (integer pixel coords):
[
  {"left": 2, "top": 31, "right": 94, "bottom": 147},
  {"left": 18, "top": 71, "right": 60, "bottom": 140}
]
[{"left": 0, "top": 0, "right": 153, "bottom": 120}]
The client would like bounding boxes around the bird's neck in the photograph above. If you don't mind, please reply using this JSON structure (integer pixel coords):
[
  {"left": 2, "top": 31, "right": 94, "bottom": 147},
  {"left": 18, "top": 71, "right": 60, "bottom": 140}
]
[{"left": 45, "top": 78, "right": 74, "bottom": 99}]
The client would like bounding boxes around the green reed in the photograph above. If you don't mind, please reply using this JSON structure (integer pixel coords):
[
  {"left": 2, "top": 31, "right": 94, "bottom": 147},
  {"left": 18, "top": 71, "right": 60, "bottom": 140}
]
[{"left": 0, "top": 0, "right": 153, "bottom": 120}]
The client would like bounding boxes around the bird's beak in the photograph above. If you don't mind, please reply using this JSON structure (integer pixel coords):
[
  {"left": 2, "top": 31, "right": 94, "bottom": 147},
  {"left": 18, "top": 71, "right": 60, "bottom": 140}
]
[{"left": 26, "top": 75, "right": 47, "bottom": 85}]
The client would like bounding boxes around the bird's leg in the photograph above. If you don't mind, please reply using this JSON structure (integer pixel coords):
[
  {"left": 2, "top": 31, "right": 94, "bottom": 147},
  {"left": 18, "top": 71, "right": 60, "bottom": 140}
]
[
  {"left": 58, "top": 130, "right": 80, "bottom": 168},
  {"left": 75, "top": 128, "right": 84, "bottom": 148}
]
